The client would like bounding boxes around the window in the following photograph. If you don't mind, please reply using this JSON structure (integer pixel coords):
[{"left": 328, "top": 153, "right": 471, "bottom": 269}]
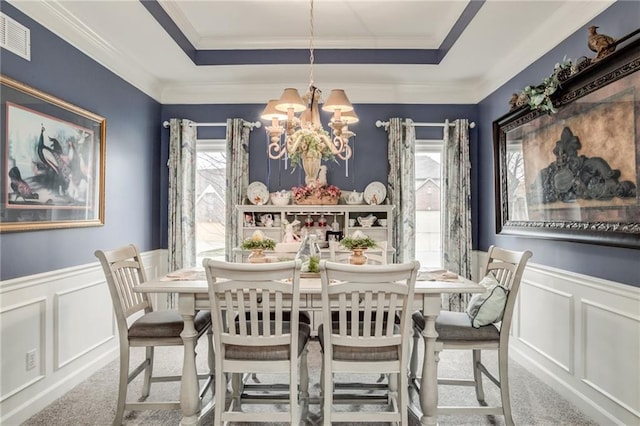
[
  {"left": 195, "top": 139, "right": 227, "bottom": 265},
  {"left": 415, "top": 139, "right": 443, "bottom": 268}
]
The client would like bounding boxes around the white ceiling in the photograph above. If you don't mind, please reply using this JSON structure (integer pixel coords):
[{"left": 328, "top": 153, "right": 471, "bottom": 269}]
[{"left": 7, "top": 0, "right": 614, "bottom": 104}]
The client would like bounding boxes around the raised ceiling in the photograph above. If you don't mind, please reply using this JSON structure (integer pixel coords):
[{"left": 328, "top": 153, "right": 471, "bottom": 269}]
[{"left": 7, "top": 0, "right": 614, "bottom": 104}]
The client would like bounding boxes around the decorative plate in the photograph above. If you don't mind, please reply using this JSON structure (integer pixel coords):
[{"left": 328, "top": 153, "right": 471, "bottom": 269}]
[
  {"left": 247, "top": 182, "right": 269, "bottom": 205},
  {"left": 364, "top": 182, "right": 386, "bottom": 205}
]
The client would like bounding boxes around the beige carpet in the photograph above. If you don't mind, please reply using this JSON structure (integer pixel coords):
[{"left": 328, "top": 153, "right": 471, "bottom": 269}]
[{"left": 23, "top": 338, "right": 595, "bottom": 426}]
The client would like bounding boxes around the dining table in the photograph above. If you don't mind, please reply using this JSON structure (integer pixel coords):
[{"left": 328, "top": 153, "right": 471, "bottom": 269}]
[{"left": 134, "top": 268, "right": 483, "bottom": 426}]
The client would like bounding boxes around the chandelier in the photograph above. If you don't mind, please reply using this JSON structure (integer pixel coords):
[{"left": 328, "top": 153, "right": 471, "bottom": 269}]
[{"left": 261, "top": 0, "right": 358, "bottom": 178}]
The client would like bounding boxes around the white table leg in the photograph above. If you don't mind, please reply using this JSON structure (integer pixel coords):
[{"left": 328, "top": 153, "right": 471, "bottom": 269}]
[
  {"left": 420, "top": 294, "right": 442, "bottom": 426},
  {"left": 179, "top": 294, "right": 200, "bottom": 426}
]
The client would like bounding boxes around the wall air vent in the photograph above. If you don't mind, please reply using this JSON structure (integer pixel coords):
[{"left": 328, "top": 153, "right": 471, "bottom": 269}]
[{"left": 1, "top": 12, "right": 31, "bottom": 61}]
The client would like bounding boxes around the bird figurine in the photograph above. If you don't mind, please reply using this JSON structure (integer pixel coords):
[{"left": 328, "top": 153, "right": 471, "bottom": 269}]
[{"left": 587, "top": 26, "right": 616, "bottom": 63}]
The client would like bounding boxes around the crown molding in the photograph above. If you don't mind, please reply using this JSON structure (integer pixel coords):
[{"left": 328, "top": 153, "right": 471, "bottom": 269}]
[
  {"left": 474, "top": 0, "right": 615, "bottom": 103},
  {"left": 8, "top": 0, "right": 165, "bottom": 102},
  {"left": 159, "top": 81, "right": 478, "bottom": 105}
]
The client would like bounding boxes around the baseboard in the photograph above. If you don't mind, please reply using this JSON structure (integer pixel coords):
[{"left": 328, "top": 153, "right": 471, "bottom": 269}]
[{"left": 1, "top": 347, "right": 118, "bottom": 425}]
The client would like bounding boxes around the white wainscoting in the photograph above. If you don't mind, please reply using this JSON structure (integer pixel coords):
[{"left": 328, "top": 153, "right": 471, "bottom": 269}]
[
  {"left": 0, "top": 249, "right": 167, "bottom": 425},
  {"left": 1, "top": 249, "right": 637, "bottom": 424},
  {"left": 495, "top": 257, "right": 640, "bottom": 426}
]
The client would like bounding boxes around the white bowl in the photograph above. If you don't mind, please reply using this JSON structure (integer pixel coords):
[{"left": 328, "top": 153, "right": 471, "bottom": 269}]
[
  {"left": 270, "top": 191, "right": 291, "bottom": 206},
  {"left": 342, "top": 191, "right": 364, "bottom": 205}
]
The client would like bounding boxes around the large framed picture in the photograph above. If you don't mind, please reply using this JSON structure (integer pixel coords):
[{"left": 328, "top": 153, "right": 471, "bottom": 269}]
[
  {"left": 493, "top": 37, "right": 640, "bottom": 248},
  {"left": 1, "top": 75, "right": 106, "bottom": 232}
]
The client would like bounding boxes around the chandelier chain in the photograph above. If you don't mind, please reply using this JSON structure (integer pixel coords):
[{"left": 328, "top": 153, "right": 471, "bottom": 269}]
[{"left": 309, "top": 0, "right": 314, "bottom": 87}]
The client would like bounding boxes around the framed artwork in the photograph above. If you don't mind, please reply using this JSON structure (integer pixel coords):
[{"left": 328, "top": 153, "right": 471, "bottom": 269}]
[
  {"left": 493, "top": 38, "right": 640, "bottom": 248},
  {"left": 1, "top": 75, "right": 106, "bottom": 232}
]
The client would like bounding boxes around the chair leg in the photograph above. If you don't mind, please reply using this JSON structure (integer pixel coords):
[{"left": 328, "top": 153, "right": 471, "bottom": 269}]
[
  {"left": 114, "top": 345, "right": 130, "bottom": 426},
  {"left": 214, "top": 362, "right": 225, "bottom": 426},
  {"left": 399, "top": 367, "right": 409, "bottom": 426},
  {"left": 207, "top": 327, "right": 215, "bottom": 398},
  {"left": 322, "top": 355, "right": 332, "bottom": 424},
  {"left": 409, "top": 326, "right": 421, "bottom": 383},
  {"left": 300, "top": 346, "right": 309, "bottom": 400},
  {"left": 290, "top": 355, "right": 298, "bottom": 424},
  {"left": 499, "top": 348, "right": 514, "bottom": 426},
  {"left": 472, "top": 349, "right": 486, "bottom": 404},
  {"left": 141, "top": 346, "right": 153, "bottom": 399}
]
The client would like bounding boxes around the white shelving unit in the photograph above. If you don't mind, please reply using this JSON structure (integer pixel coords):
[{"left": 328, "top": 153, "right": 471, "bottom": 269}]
[{"left": 235, "top": 204, "right": 395, "bottom": 262}]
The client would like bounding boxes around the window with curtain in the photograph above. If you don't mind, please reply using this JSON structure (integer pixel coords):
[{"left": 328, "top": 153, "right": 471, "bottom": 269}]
[
  {"left": 415, "top": 138, "right": 444, "bottom": 268},
  {"left": 195, "top": 138, "right": 227, "bottom": 265}
]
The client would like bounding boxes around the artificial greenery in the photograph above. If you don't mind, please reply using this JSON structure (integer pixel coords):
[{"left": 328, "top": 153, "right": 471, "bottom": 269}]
[
  {"left": 517, "top": 57, "right": 573, "bottom": 114},
  {"left": 287, "top": 128, "right": 336, "bottom": 169},
  {"left": 240, "top": 236, "right": 276, "bottom": 250},
  {"left": 340, "top": 236, "right": 377, "bottom": 250},
  {"left": 306, "top": 255, "right": 320, "bottom": 273}
]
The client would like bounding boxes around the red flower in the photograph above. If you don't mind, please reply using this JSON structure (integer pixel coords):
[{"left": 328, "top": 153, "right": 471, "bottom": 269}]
[{"left": 292, "top": 184, "right": 341, "bottom": 201}]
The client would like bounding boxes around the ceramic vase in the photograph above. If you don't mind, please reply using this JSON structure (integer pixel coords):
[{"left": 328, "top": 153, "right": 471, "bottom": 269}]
[
  {"left": 302, "top": 151, "right": 321, "bottom": 185},
  {"left": 248, "top": 248, "right": 267, "bottom": 263},
  {"left": 349, "top": 248, "right": 368, "bottom": 265}
]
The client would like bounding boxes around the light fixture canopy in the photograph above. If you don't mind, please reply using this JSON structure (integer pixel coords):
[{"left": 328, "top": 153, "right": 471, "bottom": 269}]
[{"left": 260, "top": 0, "right": 357, "bottom": 179}]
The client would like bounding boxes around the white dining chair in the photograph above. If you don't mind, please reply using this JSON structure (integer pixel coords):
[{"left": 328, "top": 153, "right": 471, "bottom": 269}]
[
  {"left": 318, "top": 260, "right": 419, "bottom": 424},
  {"left": 410, "top": 245, "right": 532, "bottom": 426},
  {"left": 95, "top": 244, "right": 213, "bottom": 425},
  {"left": 203, "top": 259, "right": 311, "bottom": 425}
]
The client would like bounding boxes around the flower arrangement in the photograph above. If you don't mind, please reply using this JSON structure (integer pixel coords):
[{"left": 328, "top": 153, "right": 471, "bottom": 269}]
[
  {"left": 340, "top": 235, "right": 377, "bottom": 250},
  {"left": 287, "top": 127, "right": 335, "bottom": 169},
  {"left": 240, "top": 230, "right": 276, "bottom": 250},
  {"left": 291, "top": 182, "right": 341, "bottom": 205}
]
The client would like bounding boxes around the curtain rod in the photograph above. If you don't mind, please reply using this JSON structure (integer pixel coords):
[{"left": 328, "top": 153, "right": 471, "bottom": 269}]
[
  {"left": 162, "top": 120, "right": 261, "bottom": 129},
  {"left": 375, "top": 120, "right": 476, "bottom": 129}
]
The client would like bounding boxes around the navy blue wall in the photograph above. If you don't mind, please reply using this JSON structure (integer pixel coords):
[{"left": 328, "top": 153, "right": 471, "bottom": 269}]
[
  {"left": 477, "top": 1, "right": 640, "bottom": 287},
  {"left": 160, "top": 104, "right": 479, "bottom": 249},
  {"left": 0, "top": 3, "right": 162, "bottom": 280},
  {"left": 2, "top": 1, "right": 637, "bottom": 288}
]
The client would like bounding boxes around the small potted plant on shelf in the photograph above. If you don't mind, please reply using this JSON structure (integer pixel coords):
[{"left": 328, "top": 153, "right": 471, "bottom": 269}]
[
  {"left": 240, "top": 230, "right": 276, "bottom": 263},
  {"left": 339, "top": 231, "right": 377, "bottom": 265}
]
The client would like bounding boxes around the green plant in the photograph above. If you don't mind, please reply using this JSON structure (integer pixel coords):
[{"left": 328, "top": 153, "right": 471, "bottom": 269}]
[
  {"left": 287, "top": 128, "right": 335, "bottom": 169},
  {"left": 240, "top": 236, "right": 276, "bottom": 250},
  {"left": 340, "top": 236, "right": 377, "bottom": 250},
  {"left": 518, "top": 57, "right": 573, "bottom": 114},
  {"left": 307, "top": 255, "right": 320, "bottom": 273}
]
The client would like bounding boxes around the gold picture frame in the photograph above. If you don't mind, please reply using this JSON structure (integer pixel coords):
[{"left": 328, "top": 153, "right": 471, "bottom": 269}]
[{"left": 1, "top": 75, "right": 106, "bottom": 232}]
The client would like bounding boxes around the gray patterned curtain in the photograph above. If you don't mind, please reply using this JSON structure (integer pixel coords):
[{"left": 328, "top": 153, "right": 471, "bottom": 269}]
[
  {"left": 442, "top": 119, "right": 472, "bottom": 311},
  {"left": 225, "top": 118, "right": 250, "bottom": 261},
  {"left": 167, "top": 118, "right": 197, "bottom": 306},
  {"left": 386, "top": 118, "right": 416, "bottom": 263}
]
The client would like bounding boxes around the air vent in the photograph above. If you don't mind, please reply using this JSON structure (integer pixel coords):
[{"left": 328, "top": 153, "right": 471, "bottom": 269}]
[{"left": 1, "top": 12, "right": 31, "bottom": 61}]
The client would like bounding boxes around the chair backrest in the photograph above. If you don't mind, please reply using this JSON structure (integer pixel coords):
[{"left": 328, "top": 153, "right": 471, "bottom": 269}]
[
  {"left": 483, "top": 245, "right": 532, "bottom": 341},
  {"left": 95, "top": 244, "right": 151, "bottom": 334},
  {"left": 203, "top": 259, "right": 302, "bottom": 351},
  {"left": 330, "top": 240, "right": 388, "bottom": 265},
  {"left": 319, "top": 260, "right": 419, "bottom": 360}
]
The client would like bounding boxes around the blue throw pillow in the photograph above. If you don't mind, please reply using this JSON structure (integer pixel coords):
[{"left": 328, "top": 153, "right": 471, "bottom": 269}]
[{"left": 466, "top": 274, "right": 509, "bottom": 328}]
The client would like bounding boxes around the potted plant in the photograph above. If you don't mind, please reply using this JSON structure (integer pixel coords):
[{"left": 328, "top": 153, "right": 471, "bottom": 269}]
[
  {"left": 339, "top": 233, "right": 377, "bottom": 265},
  {"left": 240, "top": 231, "right": 276, "bottom": 263}
]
